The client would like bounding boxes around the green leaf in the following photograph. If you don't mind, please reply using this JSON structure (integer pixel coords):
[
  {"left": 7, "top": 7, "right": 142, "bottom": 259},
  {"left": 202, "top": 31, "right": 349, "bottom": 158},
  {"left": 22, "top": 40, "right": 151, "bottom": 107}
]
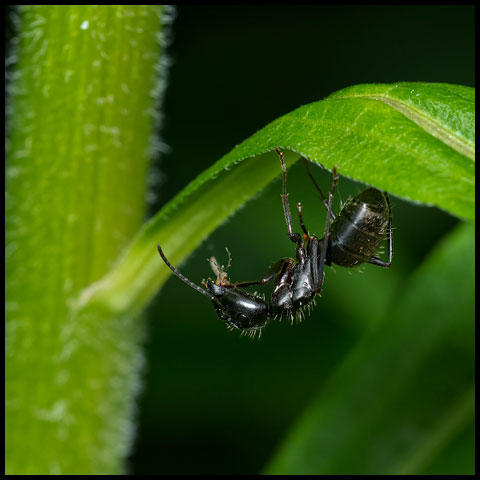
[
  {"left": 5, "top": 5, "right": 169, "bottom": 474},
  {"left": 264, "top": 221, "right": 475, "bottom": 475},
  {"left": 328, "top": 82, "right": 474, "bottom": 160},
  {"left": 78, "top": 82, "right": 474, "bottom": 320}
]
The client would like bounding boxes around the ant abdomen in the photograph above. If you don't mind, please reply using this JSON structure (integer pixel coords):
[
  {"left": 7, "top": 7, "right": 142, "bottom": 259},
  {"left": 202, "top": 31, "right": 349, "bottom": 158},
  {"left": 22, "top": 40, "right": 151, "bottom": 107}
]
[{"left": 327, "top": 188, "right": 390, "bottom": 267}]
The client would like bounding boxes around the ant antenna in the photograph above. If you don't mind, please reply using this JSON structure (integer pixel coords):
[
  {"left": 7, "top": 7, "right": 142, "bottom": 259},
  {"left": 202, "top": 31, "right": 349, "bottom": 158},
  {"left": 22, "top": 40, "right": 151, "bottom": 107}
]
[{"left": 157, "top": 245, "right": 216, "bottom": 302}]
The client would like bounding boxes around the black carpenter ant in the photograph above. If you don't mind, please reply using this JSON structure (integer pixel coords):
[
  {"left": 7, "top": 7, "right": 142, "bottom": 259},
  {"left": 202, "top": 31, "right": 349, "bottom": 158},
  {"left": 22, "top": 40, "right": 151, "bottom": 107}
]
[
  {"left": 224, "top": 150, "right": 338, "bottom": 326},
  {"left": 157, "top": 148, "right": 339, "bottom": 337},
  {"left": 157, "top": 245, "right": 270, "bottom": 338},
  {"left": 301, "top": 157, "right": 393, "bottom": 269}
]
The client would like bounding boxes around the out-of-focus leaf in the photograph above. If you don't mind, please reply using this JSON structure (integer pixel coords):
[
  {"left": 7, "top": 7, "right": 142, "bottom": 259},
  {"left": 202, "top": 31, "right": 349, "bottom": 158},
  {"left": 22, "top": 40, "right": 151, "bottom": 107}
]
[{"left": 264, "top": 222, "right": 474, "bottom": 475}]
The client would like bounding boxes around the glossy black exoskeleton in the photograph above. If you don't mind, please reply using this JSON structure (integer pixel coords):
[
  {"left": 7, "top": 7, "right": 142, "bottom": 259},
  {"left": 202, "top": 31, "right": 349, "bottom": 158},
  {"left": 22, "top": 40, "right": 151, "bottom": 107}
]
[
  {"left": 223, "top": 148, "right": 338, "bottom": 324},
  {"left": 157, "top": 246, "right": 270, "bottom": 338},
  {"left": 302, "top": 158, "right": 393, "bottom": 268},
  {"left": 157, "top": 148, "right": 387, "bottom": 336}
]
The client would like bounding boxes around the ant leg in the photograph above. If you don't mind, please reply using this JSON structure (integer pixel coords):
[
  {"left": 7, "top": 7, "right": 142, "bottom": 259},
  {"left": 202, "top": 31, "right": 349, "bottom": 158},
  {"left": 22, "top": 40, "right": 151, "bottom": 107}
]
[
  {"left": 302, "top": 157, "right": 337, "bottom": 221},
  {"left": 276, "top": 148, "right": 303, "bottom": 248},
  {"left": 383, "top": 192, "right": 394, "bottom": 265},
  {"left": 297, "top": 202, "right": 309, "bottom": 237},
  {"left": 314, "top": 166, "right": 339, "bottom": 293},
  {"left": 367, "top": 192, "right": 393, "bottom": 268},
  {"left": 225, "top": 258, "right": 292, "bottom": 289},
  {"left": 368, "top": 256, "right": 390, "bottom": 268}
]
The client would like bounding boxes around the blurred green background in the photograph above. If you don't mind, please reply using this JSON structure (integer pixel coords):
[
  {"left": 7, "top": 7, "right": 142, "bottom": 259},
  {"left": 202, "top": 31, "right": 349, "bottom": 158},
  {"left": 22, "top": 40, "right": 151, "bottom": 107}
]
[
  {"left": 5, "top": 5, "right": 473, "bottom": 475},
  {"left": 127, "top": 5, "right": 473, "bottom": 475}
]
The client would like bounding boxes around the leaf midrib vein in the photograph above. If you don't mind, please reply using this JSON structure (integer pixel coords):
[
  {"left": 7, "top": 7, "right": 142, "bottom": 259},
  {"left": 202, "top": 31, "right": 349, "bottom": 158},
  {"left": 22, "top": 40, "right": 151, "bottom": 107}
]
[{"left": 334, "top": 93, "right": 475, "bottom": 162}]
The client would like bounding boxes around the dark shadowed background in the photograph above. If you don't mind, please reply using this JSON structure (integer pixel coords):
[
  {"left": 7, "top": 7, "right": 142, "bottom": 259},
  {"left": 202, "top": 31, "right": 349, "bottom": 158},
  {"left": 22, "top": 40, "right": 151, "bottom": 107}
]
[
  {"left": 129, "top": 5, "right": 474, "bottom": 475},
  {"left": 4, "top": 5, "right": 474, "bottom": 475}
]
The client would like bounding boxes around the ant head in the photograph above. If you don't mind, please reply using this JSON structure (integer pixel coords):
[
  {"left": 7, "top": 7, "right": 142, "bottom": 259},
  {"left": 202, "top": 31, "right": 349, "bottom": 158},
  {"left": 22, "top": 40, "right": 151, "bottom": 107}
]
[
  {"left": 204, "top": 280, "right": 269, "bottom": 331},
  {"left": 158, "top": 245, "right": 269, "bottom": 333}
]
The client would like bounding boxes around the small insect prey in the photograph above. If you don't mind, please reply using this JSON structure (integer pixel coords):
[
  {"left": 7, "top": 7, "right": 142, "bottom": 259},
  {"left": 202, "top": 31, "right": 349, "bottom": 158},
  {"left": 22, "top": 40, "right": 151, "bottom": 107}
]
[{"left": 157, "top": 147, "right": 339, "bottom": 336}]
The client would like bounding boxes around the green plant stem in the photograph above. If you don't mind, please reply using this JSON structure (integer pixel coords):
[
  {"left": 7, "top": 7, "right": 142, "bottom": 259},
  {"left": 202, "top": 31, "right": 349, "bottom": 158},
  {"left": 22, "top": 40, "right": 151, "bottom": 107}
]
[{"left": 5, "top": 5, "right": 168, "bottom": 474}]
